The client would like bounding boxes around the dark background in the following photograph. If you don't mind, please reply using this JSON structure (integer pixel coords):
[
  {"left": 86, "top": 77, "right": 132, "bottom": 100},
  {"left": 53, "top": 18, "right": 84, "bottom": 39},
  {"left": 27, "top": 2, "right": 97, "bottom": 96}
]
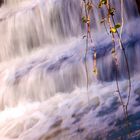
[{"left": 136, "top": 0, "right": 140, "bottom": 14}]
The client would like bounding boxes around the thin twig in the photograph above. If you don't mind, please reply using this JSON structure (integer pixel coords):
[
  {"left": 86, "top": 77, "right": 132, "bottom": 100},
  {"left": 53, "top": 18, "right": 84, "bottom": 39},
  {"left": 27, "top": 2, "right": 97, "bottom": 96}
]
[{"left": 105, "top": 0, "right": 131, "bottom": 137}]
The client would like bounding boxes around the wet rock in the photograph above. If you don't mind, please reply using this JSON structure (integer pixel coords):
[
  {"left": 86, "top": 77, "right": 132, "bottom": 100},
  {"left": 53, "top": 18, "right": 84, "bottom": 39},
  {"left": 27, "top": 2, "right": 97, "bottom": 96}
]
[
  {"left": 39, "top": 127, "right": 69, "bottom": 140},
  {"left": 71, "top": 96, "right": 100, "bottom": 119},
  {"left": 24, "top": 118, "right": 39, "bottom": 130},
  {"left": 49, "top": 118, "right": 63, "bottom": 129},
  {"left": 96, "top": 96, "right": 120, "bottom": 117},
  {"left": 134, "top": 87, "right": 140, "bottom": 95}
]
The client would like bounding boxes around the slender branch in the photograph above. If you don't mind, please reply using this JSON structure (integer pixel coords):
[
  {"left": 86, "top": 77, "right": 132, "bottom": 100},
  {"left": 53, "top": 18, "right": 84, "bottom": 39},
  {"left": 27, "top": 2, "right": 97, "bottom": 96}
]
[
  {"left": 111, "top": 16, "right": 131, "bottom": 108},
  {"left": 120, "top": 0, "right": 124, "bottom": 41},
  {"left": 83, "top": 0, "right": 91, "bottom": 104},
  {"left": 105, "top": 0, "right": 131, "bottom": 137}
]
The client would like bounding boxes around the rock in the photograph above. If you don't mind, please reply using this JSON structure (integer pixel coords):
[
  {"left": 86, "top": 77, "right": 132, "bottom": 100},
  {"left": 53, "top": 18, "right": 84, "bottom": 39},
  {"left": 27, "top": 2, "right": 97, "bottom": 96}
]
[
  {"left": 134, "top": 87, "right": 140, "bottom": 95},
  {"left": 71, "top": 96, "right": 100, "bottom": 120},
  {"left": 49, "top": 118, "right": 63, "bottom": 129}
]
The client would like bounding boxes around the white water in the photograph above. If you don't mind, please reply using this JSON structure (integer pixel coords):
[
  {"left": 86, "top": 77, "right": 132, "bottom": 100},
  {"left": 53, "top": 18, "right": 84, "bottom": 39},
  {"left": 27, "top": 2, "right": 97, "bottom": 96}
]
[{"left": 0, "top": 0, "right": 140, "bottom": 139}]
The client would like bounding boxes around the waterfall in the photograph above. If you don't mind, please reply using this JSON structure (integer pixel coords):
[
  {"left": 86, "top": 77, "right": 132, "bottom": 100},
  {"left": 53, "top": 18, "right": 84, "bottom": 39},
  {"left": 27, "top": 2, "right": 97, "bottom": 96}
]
[
  {"left": 0, "top": 0, "right": 139, "bottom": 108},
  {"left": 0, "top": 0, "right": 139, "bottom": 61},
  {"left": 0, "top": 1, "right": 140, "bottom": 139}
]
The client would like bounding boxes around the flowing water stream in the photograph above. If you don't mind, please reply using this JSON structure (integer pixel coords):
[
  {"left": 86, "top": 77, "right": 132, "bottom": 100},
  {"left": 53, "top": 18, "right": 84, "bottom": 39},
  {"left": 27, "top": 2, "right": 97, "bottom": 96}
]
[{"left": 0, "top": 0, "right": 140, "bottom": 140}]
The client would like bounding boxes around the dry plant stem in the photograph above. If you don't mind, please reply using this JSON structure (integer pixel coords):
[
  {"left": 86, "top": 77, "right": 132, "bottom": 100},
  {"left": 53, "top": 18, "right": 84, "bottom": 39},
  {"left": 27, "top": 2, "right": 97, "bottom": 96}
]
[
  {"left": 83, "top": 0, "right": 90, "bottom": 104},
  {"left": 120, "top": 0, "right": 124, "bottom": 41},
  {"left": 115, "top": 67, "right": 130, "bottom": 136},
  {"left": 116, "top": 0, "right": 124, "bottom": 50},
  {"left": 106, "top": 0, "right": 131, "bottom": 137},
  {"left": 83, "top": 0, "right": 94, "bottom": 104},
  {"left": 103, "top": 21, "right": 109, "bottom": 35},
  {"left": 112, "top": 16, "right": 131, "bottom": 107},
  {"left": 97, "top": 4, "right": 109, "bottom": 35}
]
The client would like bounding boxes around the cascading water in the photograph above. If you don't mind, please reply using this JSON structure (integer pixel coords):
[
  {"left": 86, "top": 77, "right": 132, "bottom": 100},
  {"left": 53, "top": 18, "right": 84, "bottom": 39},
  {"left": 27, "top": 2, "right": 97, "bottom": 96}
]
[{"left": 0, "top": 0, "right": 140, "bottom": 140}]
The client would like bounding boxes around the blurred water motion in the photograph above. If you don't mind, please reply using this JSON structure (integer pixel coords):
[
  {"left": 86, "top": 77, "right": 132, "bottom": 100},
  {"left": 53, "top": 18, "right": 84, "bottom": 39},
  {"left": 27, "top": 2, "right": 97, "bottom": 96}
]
[{"left": 0, "top": 0, "right": 139, "bottom": 140}]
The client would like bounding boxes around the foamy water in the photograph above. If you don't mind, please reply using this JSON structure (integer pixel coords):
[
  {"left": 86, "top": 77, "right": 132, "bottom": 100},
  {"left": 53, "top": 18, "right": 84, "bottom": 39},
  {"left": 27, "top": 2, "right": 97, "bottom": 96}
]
[{"left": 0, "top": 0, "right": 140, "bottom": 139}]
